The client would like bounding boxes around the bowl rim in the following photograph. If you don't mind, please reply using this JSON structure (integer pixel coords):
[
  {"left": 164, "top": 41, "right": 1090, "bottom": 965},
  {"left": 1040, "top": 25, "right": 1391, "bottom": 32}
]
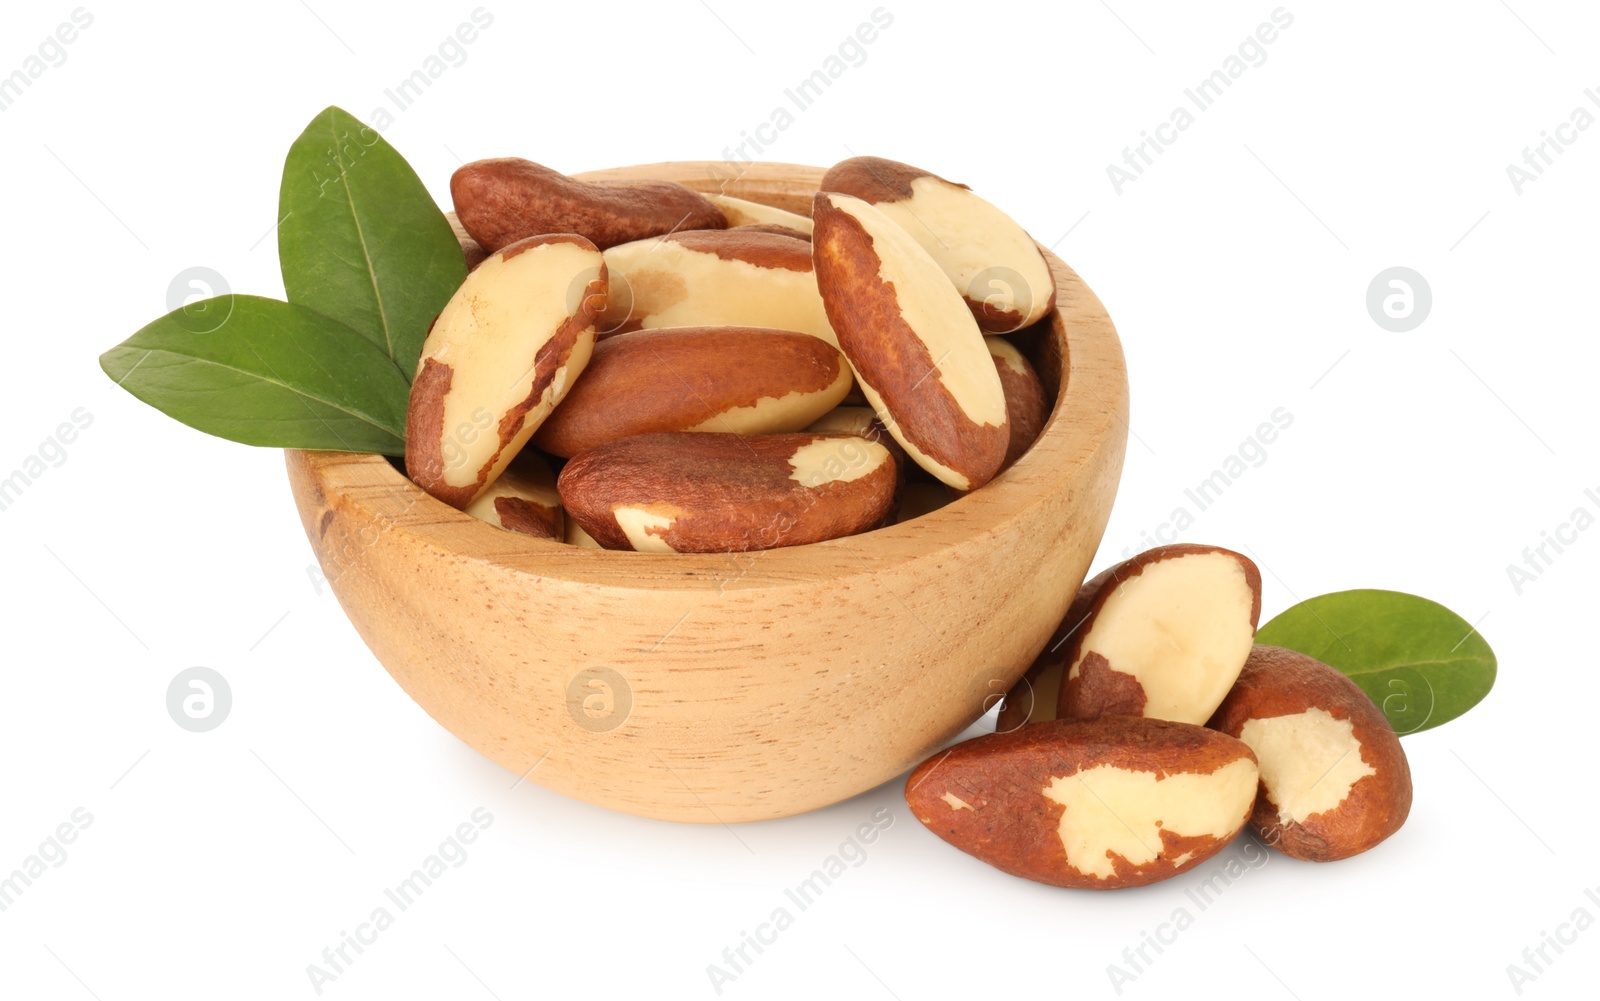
[{"left": 287, "top": 161, "right": 1128, "bottom": 590}]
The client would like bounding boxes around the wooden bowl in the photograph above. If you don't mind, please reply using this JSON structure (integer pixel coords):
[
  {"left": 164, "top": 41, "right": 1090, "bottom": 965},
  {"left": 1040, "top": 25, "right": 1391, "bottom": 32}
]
[{"left": 286, "top": 161, "right": 1128, "bottom": 823}]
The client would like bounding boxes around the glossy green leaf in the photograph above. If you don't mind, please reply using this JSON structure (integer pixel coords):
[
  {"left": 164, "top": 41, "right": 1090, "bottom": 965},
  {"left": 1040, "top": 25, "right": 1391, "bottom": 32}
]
[
  {"left": 1255, "top": 589, "right": 1495, "bottom": 736},
  {"left": 277, "top": 105, "right": 465, "bottom": 380},
  {"left": 100, "top": 295, "right": 410, "bottom": 455}
]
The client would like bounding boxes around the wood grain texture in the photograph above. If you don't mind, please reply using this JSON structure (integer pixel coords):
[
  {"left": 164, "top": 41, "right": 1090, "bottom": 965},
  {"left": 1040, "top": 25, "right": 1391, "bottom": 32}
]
[{"left": 286, "top": 161, "right": 1129, "bottom": 823}]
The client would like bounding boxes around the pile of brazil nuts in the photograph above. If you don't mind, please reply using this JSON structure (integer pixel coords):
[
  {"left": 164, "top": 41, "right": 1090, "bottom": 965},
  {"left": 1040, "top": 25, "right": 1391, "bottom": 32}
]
[
  {"left": 910, "top": 544, "right": 1414, "bottom": 889},
  {"left": 404, "top": 155, "right": 1054, "bottom": 553},
  {"left": 404, "top": 156, "right": 1414, "bottom": 885}
]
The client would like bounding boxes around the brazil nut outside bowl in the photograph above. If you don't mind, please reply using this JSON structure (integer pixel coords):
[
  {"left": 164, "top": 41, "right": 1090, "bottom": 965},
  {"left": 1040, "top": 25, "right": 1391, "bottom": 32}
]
[{"left": 284, "top": 161, "right": 1129, "bottom": 823}]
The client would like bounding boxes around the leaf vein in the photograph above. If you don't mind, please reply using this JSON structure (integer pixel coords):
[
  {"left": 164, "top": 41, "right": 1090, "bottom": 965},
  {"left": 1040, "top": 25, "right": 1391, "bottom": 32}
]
[
  {"left": 122, "top": 346, "right": 401, "bottom": 437},
  {"left": 326, "top": 114, "right": 397, "bottom": 363}
]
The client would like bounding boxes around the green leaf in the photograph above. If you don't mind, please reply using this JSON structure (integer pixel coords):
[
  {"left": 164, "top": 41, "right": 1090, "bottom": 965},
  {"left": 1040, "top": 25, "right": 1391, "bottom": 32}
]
[
  {"left": 100, "top": 295, "right": 410, "bottom": 455},
  {"left": 1255, "top": 589, "right": 1495, "bottom": 736},
  {"left": 277, "top": 105, "right": 465, "bottom": 380}
]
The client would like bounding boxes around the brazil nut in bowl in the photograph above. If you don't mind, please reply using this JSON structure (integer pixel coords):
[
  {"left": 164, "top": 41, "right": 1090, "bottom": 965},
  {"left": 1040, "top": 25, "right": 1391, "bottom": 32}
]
[{"left": 283, "top": 161, "right": 1128, "bottom": 823}]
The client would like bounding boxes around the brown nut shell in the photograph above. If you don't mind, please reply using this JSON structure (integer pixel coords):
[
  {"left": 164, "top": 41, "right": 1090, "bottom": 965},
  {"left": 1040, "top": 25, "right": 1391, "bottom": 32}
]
[
  {"left": 535, "top": 326, "right": 851, "bottom": 457},
  {"left": 451, "top": 158, "right": 725, "bottom": 252},
  {"left": 986, "top": 337, "right": 1048, "bottom": 469},
  {"left": 1208, "top": 645, "right": 1413, "bottom": 862},
  {"left": 905, "top": 717, "right": 1259, "bottom": 889},
  {"left": 446, "top": 211, "right": 487, "bottom": 270},
  {"left": 812, "top": 191, "right": 1008, "bottom": 490},
  {"left": 557, "top": 432, "right": 896, "bottom": 554}
]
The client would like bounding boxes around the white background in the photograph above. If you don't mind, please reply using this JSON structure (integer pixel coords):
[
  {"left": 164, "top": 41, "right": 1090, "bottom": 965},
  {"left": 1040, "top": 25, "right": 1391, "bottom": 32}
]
[{"left": 2, "top": 1, "right": 1596, "bottom": 998}]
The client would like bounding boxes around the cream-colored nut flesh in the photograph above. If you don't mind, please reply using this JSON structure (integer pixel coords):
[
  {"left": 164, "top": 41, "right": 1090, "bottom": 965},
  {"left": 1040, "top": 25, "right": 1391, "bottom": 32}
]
[
  {"left": 612, "top": 504, "right": 681, "bottom": 554},
  {"left": 986, "top": 336, "right": 1030, "bottom": 376},
  {"left": 812, "top": 193, "right": 1008, "bottom": 490},
  {"left": 406, "top": 234, "right": 602, "bottom": 508},
  {"left": 683, "top": 380, "right": 851, "bottom": 433},
  {"left": 1208, "top": 645, "right": 1411, "bottom": 862},
  {"left": 941, "top": 792, "right": 974, "bottom": 812},
  {"left": 709, "top": 194, "right": 815, "bottom": 235},
  {"left": 1042, "top": 757, "right": 1258, "bottom": 879},
  {"left": 1067, "top": 551, "right": 1258, "bottom": 724},
  {"left": 787, "top": 436, "right": 887, "bottom": 486},
  {"left": 802, "top": 406, "right": 903, "bottom": 461},
  {"left": 600, "top": 234, "right": 836, "bottom": 344},
  {"left": 1239, "top": 709, "right": 1377, "bottom": 825},
  {"left": 882, "top": 421, "right": 967, "bottom": 489},
  {"left": 462, "top": 452, "right": 562, "bottom": 539},
  {"left": 565, "top": 518, "right": 603, "bottom": 549},
  {"left": 823, "top": 158, "right": 1055, "bottom": 333},
  {"left": 805, "top": 406, "right": 881, "bottom": 438},
  {"left": 876, "top": 177, "right": 1054, "bottom": 332}
]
